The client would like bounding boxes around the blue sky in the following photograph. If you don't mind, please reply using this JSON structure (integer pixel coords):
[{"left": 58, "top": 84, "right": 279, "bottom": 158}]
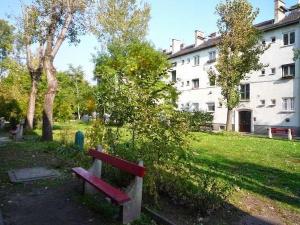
[{"left": 0, "top": 0, "right": 297, "bottom": 82}]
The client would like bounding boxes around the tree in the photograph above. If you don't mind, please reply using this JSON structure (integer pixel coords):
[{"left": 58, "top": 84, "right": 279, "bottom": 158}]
[
  {"left": 209, "top": 0, "right": 267, "bottom": 131},
  {"left": 20, "top": 0, "right": 92, "bottom": 140},
  {"left": 93, "top": 41, "right": 188, "bottom": 200},
  {"left": 53, "top": 67, "right": 94, "bottom": 121},
  {"left": 19, "top": 6, "right": 44, "bottom": 130},
  {"left": 94, "top": 0, "right": 150, "bottom": 44},
  {"left": 0, "top": 19, "right": 14, "bottom": 76}
]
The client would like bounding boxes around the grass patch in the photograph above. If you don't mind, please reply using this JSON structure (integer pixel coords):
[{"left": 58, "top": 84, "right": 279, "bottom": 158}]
[{"left": 189, "top": 132, "right": 300, "bottom": 212}]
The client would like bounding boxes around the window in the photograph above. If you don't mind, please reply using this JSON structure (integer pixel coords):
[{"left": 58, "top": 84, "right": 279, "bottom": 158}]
[
  {"left": 171, "top": 71, "right": 176, "bottom": 82},
  {"left": 207, "top": 102, "right": 215, "bottom": 112},
  {"left": 271, "top": 68, "right": 276, "bottom": 74},
  {"left": 181, "top": 82, "right": 184, "bottom": 87},
  {"left": 218, "top": 101, "right": 223, "bottom": 108},
  {"left": 181, "top": 60, "right": 185, "bottom": 65},
  {"left": 192, "top": 79, "right": 199, "bottom": 89},
  {"left": 261, "top": 69, "right": 266, "bottom": 76},
  {"left": 260, "top": 100, "right": 265, "bottom": 105},
  {"left": 187, "top": 81, "right": 190, "bottom": 86},
  {"left": 187, "top": 58, "right": 190, "bottom": 64},
  {"left": 240, "top": 84, "right": 250, "bottom": 100},
  {"left": 271, "top": 37, "right": 276, "bottom": 43},
  {"left": 208, "top": 51, "right": 216, "bottom": 63},
  {"left": 283, "top": 32, "right": 295, "bottom": 46},
  {"left": 282, "top": 98, "right": 295, "bottom": 111},
  {"left": 171, "top": 62, "right": 177, "bottom": 67},
  {"left": 271, "top": 99, "right": 276, "bottom": 106},
  {"left": 282, "top": 64, "right": 295, "bottom": 78},
  {"left": 192, "top": 103, "right": 199, "bottom": 111},
  {"left": 194, "top": 55, "right": 200, "bottom": 66},
  {"left": 262, "top": 40, "right": 266, "bottom": 45}
]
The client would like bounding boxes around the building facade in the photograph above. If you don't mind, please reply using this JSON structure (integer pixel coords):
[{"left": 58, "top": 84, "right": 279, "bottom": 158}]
[{"left": 166, "top": 0, "right": 300, "bottom": 135}]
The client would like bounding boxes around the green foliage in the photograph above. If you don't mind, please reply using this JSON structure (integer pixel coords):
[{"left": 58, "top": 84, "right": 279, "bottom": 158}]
[
  {"left": 54, "top": 66, "right": 95, "bottom": 121},
  {"left": 294, "top": 49, "right": 300, "bottom": 61},
  {"left": 209, "top": 0, "right": 267, "bottom": 129},
  {"left": 90, "top": 41, "right": 232, "bottom": 213},
  {"left": 183, "top": 111, "right": 214, "bottom": 132},
  {"left": 95, "top": 0, "right": 151, "bottom": 44},
  {"left": 0, "top": 19, "right": 14, "bottom": 76},
  {"left": 0, "top": 60, "right": 30, "bottom": 121}
]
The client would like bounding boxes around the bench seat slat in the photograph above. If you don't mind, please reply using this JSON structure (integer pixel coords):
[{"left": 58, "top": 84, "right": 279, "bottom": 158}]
[
  {"left": 88, "top": 149, "right": 145, "bottom": 177},
  {"left": 72, "top": 167, "right": 130, "bottom": 204}
]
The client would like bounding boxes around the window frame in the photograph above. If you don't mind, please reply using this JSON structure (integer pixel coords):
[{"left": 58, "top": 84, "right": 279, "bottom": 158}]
[
  {"left": 171, "top": 70, "right": 177, "bottom": 82},
  {"left": 283, "top": 31, "right": 295, "bottom": 46},
  {"left": 240, "top": 84, "right": 250, "bottom": 101},
  {"left": 192, "top": 78, "right": 199, "bottom": 89},
  {"left": 282, "top": 63, "right": 295, "bottom": 78},
  {"left": 282, "top": 97, "right": 295, "bottom": 111},
  {"left": 194, "top": 55, "right": 200, "bottom": 66},
  {"left": 207, "top": 102, "right": 215, "bottom": 112}
]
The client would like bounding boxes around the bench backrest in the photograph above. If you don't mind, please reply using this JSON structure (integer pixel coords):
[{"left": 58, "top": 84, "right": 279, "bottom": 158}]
[{"left": 88, "top": 149, "right": 145, "bottom": 177}]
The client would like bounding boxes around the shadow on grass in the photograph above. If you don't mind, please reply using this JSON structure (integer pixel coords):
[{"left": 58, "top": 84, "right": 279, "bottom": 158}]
[{"left": 192, "top": 156, "right": 300, "bottom": 209}]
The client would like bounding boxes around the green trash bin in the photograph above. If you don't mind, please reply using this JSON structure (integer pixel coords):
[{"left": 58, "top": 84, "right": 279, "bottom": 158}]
[{"left": 75, "top": 131, "right": 84, "bottom": 151}]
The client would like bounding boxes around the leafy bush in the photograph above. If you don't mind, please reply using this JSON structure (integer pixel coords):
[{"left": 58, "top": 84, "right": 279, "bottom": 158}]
[{"left": 183, "top": 111, "right": 213, "bottom": 132}]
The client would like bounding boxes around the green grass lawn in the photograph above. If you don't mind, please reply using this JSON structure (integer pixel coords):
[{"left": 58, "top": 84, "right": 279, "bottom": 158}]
[
  {"left": 32, "top": 121, "right": 300, "bottom": 219},
  {"left": 189, "top": 132, "right": 300, "bottom": 213}
]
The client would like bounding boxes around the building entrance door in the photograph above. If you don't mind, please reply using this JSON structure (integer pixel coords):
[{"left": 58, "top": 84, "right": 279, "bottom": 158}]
[{"left": 239, "top": 111, "right": 251, "bottom": 132}]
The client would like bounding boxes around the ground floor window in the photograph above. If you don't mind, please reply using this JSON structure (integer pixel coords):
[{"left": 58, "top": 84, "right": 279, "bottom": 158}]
[
  {"left": 207, "top": 102, "right": 215, "bottom": 112},
  {"left": 282, "top": 98, "right": 295, "bottom": 111}
]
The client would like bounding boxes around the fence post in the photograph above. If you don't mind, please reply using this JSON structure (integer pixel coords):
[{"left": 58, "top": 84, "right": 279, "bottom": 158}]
[
  {"left": 288, "top": 129, "right": 292, "bottom": 141},
  {"left": 268, "top": 127, "right": 272, "bottom": 139}
]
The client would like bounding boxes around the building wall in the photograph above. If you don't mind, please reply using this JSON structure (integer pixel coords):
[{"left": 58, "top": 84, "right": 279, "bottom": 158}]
[{"left": 169, "top": 23, "right": 300, "bottom": 135}]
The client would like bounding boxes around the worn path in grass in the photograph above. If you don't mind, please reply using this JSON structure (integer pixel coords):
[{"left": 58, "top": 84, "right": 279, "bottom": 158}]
[{"left": 0, "top": 136, "right": 119, "bottom": 225}]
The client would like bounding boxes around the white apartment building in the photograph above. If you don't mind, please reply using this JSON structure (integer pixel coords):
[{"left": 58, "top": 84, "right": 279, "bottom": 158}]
[{"left": 166, "top": 0, "right": 300, "bottom": 135}]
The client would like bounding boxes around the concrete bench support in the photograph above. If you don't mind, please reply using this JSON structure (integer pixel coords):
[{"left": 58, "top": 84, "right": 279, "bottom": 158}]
[{"left": 80, "top": 145, "right": 144, "bottom": 224}]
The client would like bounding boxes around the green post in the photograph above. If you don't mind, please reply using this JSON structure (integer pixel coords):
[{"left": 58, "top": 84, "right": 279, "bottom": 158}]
[{"left": 75, "top": 131, "right": 84, "bottom": 151}]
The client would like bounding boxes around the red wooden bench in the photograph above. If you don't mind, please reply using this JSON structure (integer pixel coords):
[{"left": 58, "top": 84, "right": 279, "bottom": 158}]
[
  {"left": 72, "top": 147, "right": 146, "bottom": 224},
  {"left": 271, "top": 127, "right": 295, "bottom": 137}
]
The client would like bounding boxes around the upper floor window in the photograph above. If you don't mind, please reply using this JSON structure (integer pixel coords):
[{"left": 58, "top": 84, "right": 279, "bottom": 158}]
[
  {"left": 282, "top": 98, "right": 295, "bottom": 111},
  {"left": 283, "top": 32, "right": 295, "bottom": 46},
  {"left": 181, "top": 60, "right": 185, "bottom": 65},
  {"left": 187, "top": 58, "right": 190, "bottom": 64},
  {"left": 240, "top": 84, "right": 250, "bottom": 101},
  {"left": 282, "top": 64, "right": 295, "bottom": 78},
  {"left": 261, "top": 69, "right": 266, "bottom": 76},
  {"left": 194, "top": 55, "right": 200, "bottom": 66},
  {"left": 171, "top": 70, "right": 176, "bottom": 82},
  {"left": 192, "top": 79, "right": 199, "bottom": 89},
  {"left": 208, "top": 51, "right": 216, "bottom": 63},
  {"left": 187, "top": 81, "right": 190, "bottom": 86}
]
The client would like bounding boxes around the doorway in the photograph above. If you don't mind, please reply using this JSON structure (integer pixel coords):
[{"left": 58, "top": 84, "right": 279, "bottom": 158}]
[{"left": 239, "top": 111, "right": 251, "bottom": 133}]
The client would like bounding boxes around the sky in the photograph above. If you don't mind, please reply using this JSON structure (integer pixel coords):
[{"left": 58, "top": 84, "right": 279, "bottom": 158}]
[{"left": 0, "top": 0, "right": 297, "bottom": 83}]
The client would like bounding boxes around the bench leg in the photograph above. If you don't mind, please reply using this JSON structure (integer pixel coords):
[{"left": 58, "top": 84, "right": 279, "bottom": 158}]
[{"left": 120, "top": 167, "right": 143, "bottom": 224}]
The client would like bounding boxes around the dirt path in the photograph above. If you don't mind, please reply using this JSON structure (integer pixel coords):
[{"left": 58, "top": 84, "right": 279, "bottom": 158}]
[{"left": 2, "top": 181, "right": 110, "bottom": 225}]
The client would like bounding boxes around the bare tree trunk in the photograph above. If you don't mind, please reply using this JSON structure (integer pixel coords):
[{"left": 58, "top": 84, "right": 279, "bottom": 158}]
[
  {"left": 26, "top": 78, "right": 38, "bottom": 130},
  {"left": 226, "top": 108, "right": 233, "bottom": 131},
  {"left": 42, "top": 58, "right": 57, "bottom": 141}
]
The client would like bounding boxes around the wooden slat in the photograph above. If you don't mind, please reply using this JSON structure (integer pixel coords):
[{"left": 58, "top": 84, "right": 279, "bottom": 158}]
[
  {"left": 88, "top": 149, "right": 145, "bottom": 177},
  {"left": 72, "top": 167, "right": 130, "bottom": 204}
]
